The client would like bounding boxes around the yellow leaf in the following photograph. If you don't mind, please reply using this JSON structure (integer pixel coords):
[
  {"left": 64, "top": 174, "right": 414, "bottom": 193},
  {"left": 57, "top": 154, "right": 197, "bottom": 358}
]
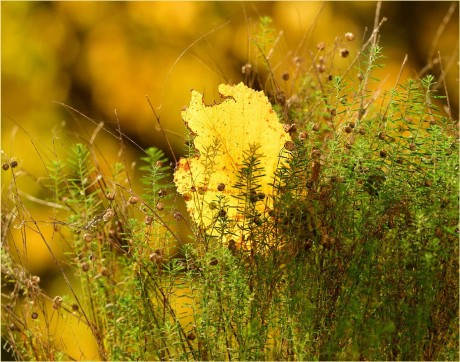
[{"left": 174, "top": 82, "right": 291, "bottom": 247}]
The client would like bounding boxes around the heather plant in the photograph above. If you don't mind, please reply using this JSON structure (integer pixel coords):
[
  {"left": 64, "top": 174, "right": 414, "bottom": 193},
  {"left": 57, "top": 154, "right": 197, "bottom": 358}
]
[{"left": 2, "top": 7, "right": 458, "bottom": 361}]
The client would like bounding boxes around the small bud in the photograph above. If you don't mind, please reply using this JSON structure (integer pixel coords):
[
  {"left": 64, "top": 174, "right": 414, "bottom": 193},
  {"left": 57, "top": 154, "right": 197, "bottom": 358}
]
[{"left": 344, "top": 32, "right": 355, "bottom": 41}]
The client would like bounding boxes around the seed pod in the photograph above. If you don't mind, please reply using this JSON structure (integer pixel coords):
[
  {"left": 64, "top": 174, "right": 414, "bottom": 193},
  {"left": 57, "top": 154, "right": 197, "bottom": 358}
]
[
  {"left": 358, "top": 128, "right": 366, "bottom": 135},
  {"left": 174, "top": 212, "right": 182, "bottom": 221},
  {"left": 317, "top": 42, "right": 325, "bottom": 50},
  {"left": 282, "top": 72, "right": 290, "bottom": 81},
  {"left": 155, "top": 161, "right": 164, "bottom": 167},
  {"left": 241, "top": 63, "right": 252, "bottom": 74},
  {"left": 344, "top": 126, "right": 353, "bottom": 133},
  {"left": 312, "top": 123, "right": 320, "bottom": 132},
  {"left": 378, "top": 132, "right": 386, "bottom": 140},
  {"left": 10, "top": 160, "right": 18, "bottom": 168},
  {"left": 83, "top": 233, "right": 92, "bottom": 242},
  {"left": 103, "top": 209, "right": 114, "bottom": 221},
  {"left": 81, "top": 262, "right": 90, "bottom": 272},
  {"left": 380, "top": 150, "right": 388, "bottom": 158},
  {"left": 298, "top": 131, "right": 308, "bottom": 141},
  {"left": 106, "top": 192, "right": 116, "bottom": 201},
  {"left": 217, "top": 183, "right": 225, "bottom": 191},
  {"left": 344, "top": 32, "right": 355, "bottom": 41},
  {"left": 156, "top": 202, "right": 164, "bottom": 211},
  {"left": 128, "top": 196, "right": 139, "bottom": 205},
  {"left": 424, "top": 179, "right": 433, "bottom": 187},
  {"left": 158, "top": 189, "right": 167, "bottom": 198},
  {"left": 317, "top": 64, "right": 326, "bottom": 73},
  {"left": 31, "top": 312, "right": 38, "bottom": 320},
  {"left": 284, "top": 141, "right": 295, "bottom": 151},
  {"left": 218, "top": 209, "right": 227, "bottom": 218},
  {"left": 2, "top": 163, "right": 9, "bottom": 170},
  {"left": 340, "top": 48, "right": 349, "bottom": 57},
  {"left": 144, "top": 215, "right": 153, "bottom": 225},
  {"left": 257, "top": 192, "right": 265, "bottom": 200},
  {"left": 52, "top": 296, "right": 63, "bottom": 310}
]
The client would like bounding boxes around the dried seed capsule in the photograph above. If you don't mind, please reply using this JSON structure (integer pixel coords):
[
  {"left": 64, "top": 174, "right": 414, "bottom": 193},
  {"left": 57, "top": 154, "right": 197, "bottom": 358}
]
[
  {"left": 217, "top": 183, "right": 225, "bottom": 191},
  {"left": 156, "top": 202, "right": 164, "bottom": 211},
  {"left": 284, "top": 141, "right": 295, "bottom": 151},
  {"left": 241, "top": 63, "right": 252, "bottom": 74},
  {"left": 257, "top": 192, "right": 265, "bottom": 200},
  {"left": 340, "top": 48, "right": 349, "bottom": 57},
  {"left": 358, "top": 128, "right": 366, "bottom": 135},
  {"left": 158, "top": 189, "right": 167, "bottom": 198},
  {"left": 106, "top": 192, "right": 116, "bottom": 201},
  {"left": 10, "top": 160, "right": 18, "bottom": 168},
  {"left": 174, "top": 212, "right": 182, "bottom": 221},
  {"left": 312, "top": 123, "right": 320, "bottom": 132},
  {"left": 344, "top": 126, "right": 353, "bottom": 133},
  {"left": 2, "top": 163, "right": 9, "bottom": 170},
  {"left": 81, "top": 262, "right": 90, "bottom": 272},
  {"left": 52, "top": 296, "right": 63, "bottom": 310},
  {"left": 344, "top": 32, "right": 355, "bottom": 41},
  {"left": 72, "top": 304, "right": 79, "bottom": 311},
  {"left": 103, "top": 209, "right": 114, "bottom": 221},
  {"left": 155, "top": 161, "right": 164, "bottom": 167},
  {"left": 282, "top": 72, "right": 290, "bottom": 81},
  {"left": 83, "top": 233, "right": 92, "bottom": 242},
  {"left": 31, "top": 312, "right": 38, "bottom": 320},
  {"left": 218, "top": 209, "right": 227, "bottom": 218},
  {"left": 380, "top": 150, "right": 388, "bottom": 158},
  {"left": 317, "top": 63, "right": 326, "bottom": 73},
  {"left": 128, "top": 196, "right": 139, "bottom": 204},
  {"left": 424, "top": 179, "right": 433, "bottom": 187},
  {"left": 317, "top": 42, "right": 325, "bottom": 50},
  {"left": 348, "top": 122, "right": 355, "bottom": 128},
  {"left": 298, "top": 131, "right": 308, "bottom": 141},
  {"left": 378, "top": 132, "right": 386, "bottom": 140},
  {"left": 144, "top": 215, "right": 153, "bottom": 225},
  {"left": 293, "top": 56, "right": 303, "bottom": 66}
]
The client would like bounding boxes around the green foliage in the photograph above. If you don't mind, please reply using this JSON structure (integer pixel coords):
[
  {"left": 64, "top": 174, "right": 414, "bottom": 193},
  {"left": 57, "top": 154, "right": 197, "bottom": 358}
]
[{"left": 2, "top": 14, "right": 458, "bottom": 362}]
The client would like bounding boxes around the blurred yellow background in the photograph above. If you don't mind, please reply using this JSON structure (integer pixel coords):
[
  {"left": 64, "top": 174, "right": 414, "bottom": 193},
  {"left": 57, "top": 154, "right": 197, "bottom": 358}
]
[{"left": 1, "top": 1, "right": 458, "bottom": 359}]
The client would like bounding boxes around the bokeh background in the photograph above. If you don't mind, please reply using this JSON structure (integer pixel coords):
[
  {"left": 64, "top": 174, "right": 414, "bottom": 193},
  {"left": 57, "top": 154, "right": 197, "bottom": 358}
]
[{"left": 2, "top": 1, "right": 458, "bottom": 359}]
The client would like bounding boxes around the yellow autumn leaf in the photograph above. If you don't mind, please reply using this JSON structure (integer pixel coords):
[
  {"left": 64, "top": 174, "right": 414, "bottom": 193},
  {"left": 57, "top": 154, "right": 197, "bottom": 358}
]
[{"left": 174, "top": 82, "right": 291, "bottom": 246}]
